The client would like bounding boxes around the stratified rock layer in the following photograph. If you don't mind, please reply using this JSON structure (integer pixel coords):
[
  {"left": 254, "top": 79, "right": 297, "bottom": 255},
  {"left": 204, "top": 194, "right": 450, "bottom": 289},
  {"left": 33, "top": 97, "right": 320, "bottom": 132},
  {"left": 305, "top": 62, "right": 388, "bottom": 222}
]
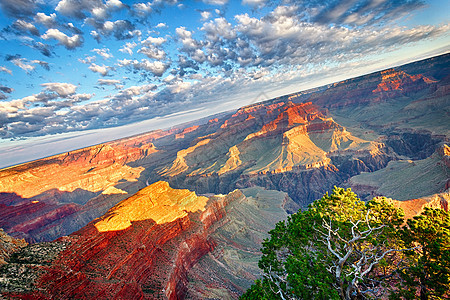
[{"left": 0, "top": 182, "right": 291, "bottom": 300}]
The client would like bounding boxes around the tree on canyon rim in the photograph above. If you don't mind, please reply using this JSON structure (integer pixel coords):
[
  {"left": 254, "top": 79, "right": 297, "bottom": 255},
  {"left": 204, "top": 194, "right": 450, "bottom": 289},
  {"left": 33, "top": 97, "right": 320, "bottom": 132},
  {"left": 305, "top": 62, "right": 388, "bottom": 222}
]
[{"left": 241, "top": 187, "right": 450, "bottom": 300}]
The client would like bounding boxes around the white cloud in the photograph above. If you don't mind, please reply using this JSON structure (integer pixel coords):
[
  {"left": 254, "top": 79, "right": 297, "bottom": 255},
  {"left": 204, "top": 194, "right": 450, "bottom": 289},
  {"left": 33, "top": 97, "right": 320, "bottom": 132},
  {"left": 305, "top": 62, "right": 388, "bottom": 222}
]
[
  {"left": 142, "top": 36, "right": 167, "bottom": 46},
  {"left": 119, "top": 42, "right": 137, "bottom": 55},
  {"left": 79, "top": 56, "right": 96, "bottom": 64},
  {"left": 0, "top": 66, "right": 12, "bottom": 75},
  {"left": 41, "top": 82, "right": 77, "bottom": 97},
  {"left": 118, "top": 58, "right": 170, "bottom": 77},
  {"left": 137, "top": 60, "right": 170, "bottom": 76},
  {"left": 55, "top": 0, "right": 124, "bottom": 20},
  {"left": 41, "top": 28, "right": 83, "bottom": 49},
  {"left": 138, "top": 46, "right": 166, "bottom": 60},
  {"left": 176, "top": 26, "right": 202, "bottom": 51},
  {"left": 13, "top": 60, "right": 35, "bottom": 72},
  {"left": 89, "top": 63, "right": 110, "bottom": 76},
  {"left": 92, "top": 48, "right": 113, "bottom": 59},
  {"left": 34, "top": 12, "right": 57, "bottom": 28},
  {"left": 201, "top": 11, "right": 211, "bottom": 21},
  {"left": 202, "top": 0, "right": 228, "bottom": 5},
  {"left": 133, "top": 2, "right": 152, "bottom": 17},
  {"left": 10, "top": 58, "right": 45, "bottom": 73},
  {"left": 87, "top": 19, "right": 140, "bottom": 41},
  {"left": 97, "top": 79, "right": 122, "bottom": 89},
  {"left": 156, "top": 23, "right": 168, "bottom": 28}
]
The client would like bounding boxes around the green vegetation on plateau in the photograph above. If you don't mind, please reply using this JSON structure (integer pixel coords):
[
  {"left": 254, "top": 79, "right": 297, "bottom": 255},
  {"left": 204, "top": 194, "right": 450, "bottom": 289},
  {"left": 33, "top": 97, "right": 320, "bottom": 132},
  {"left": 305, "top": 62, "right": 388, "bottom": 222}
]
[{"left": 241, "top": 188, "right": 450, "bottom": 300}]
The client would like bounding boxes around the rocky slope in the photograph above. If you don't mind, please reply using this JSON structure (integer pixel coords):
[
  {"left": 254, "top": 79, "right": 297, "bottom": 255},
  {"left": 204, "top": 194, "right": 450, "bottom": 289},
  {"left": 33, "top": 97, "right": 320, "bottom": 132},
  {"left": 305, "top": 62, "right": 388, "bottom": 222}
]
[
  {"left": 350, "top": 144, "right": 450, "bottom": 201},
  {"left": 0, "top": 229, "right": 27, "bottom": 265},
  {"left": 0, "top": 132, "right": 160, "bottom": 243},
  {"left": 0, "top": 182, "right": 293, "bottom": 299},
  {"left": 155, "top": 101, "right": 392, "bottom": 207}
]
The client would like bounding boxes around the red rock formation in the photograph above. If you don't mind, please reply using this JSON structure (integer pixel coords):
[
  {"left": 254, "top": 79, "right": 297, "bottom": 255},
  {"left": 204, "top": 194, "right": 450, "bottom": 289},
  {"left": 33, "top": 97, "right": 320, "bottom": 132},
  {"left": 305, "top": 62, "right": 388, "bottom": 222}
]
[
  {"left": 307, "top": 67, "right": 438, "bottom": 108},
  {"left": 9, "top": 182, "right": 244, "bottom": 299},
  {"left": 385, "top": 191, "right": 449, "bottom": 220},
  {"left": 175, "top": 125, "right": 200, "bottom": 139},
  {"left": 0, "top": 131, "right": 161, "bottom": 242}
]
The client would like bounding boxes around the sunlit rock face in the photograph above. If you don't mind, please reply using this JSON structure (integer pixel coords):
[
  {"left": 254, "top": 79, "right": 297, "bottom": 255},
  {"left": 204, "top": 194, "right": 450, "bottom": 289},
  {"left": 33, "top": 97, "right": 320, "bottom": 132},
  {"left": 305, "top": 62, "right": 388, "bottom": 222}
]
[
  {"left": 0, "top": 182, "right": 292, "bottom": 300},
  {"left": 158, "top": 101, "right": 392, "bottom": 206},
  {"left": 0, "top": 133, "right": 159, "bottom": 242},
  {"left": 94, "top": 181, "right": 209, "bottom": 232}
]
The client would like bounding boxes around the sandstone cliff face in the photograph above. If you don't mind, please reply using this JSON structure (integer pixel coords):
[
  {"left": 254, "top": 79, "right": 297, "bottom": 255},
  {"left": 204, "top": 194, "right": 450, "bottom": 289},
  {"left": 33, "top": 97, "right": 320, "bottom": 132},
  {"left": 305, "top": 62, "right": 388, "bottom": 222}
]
[
  {"left": 384, "top": 191, "right": 449, "bottom": 221},
  {"left": 0, "top": 182, "right": 291, "bottom": 300},
  {"left": 157, "top": 101, "right": 392, "bottom": 206},
  {"left": 0, "top": 132, "right": 160, "bottom": 243}
]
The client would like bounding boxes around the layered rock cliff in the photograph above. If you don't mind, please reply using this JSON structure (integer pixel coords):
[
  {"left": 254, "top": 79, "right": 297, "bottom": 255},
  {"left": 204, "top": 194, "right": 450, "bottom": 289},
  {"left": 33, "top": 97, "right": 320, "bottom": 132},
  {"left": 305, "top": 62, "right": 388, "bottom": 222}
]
[
  {"left": 0, "top": 131, "right": 160, "bottom": 242},
  {"left": 156, "top": 101, "right": 392, "bottom": 206},
  {"left": 0, "top": 182, "right": 293, "bottom": 300}
]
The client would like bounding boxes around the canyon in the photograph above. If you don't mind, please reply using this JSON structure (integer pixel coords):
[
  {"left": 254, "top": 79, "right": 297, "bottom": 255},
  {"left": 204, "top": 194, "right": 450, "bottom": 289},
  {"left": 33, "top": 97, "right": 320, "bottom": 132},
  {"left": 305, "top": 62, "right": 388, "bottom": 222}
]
[{"left": 0, "top": 53, "right": 449, "bottom": 299}]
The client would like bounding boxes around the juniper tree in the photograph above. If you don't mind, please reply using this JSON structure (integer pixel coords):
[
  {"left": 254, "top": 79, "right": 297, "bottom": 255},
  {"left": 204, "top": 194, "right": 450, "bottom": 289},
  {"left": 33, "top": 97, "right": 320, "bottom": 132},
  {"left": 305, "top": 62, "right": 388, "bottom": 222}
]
[{"left": 241, "top": 187, "right": 406, "bottom": 300}]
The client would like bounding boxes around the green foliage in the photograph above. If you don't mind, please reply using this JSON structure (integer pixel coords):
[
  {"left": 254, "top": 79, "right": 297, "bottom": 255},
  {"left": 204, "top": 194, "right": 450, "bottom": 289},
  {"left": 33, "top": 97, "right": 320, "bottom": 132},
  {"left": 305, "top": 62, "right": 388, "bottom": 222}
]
[
  {"left": 392, "top": 207, "right": 450, "bottom": 300},
  {"left": 241, "top": 187, "right": 406, "bottom": 300}
]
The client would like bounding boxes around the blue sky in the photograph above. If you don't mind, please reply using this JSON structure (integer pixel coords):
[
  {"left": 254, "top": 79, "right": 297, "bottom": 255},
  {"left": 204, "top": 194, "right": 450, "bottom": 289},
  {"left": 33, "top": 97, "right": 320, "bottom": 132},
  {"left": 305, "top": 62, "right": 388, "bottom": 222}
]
[{"left": 0, "top": 0, "right": 449, "bottom": 167}]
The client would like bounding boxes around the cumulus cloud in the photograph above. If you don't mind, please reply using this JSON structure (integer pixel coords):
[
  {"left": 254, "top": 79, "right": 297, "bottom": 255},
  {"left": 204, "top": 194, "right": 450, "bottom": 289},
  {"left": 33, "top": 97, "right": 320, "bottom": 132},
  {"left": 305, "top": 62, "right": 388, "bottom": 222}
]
[
  {"left": 55, "top": 0, "right": 124, "bottom": 20},
  {"left": 155, "top": 23, "right": 168, "bottom": 28},
  {"left": 87, "top": 19, "right": 141, "bottom": 41},
  {"left": 119, "top": 42, "right": 137, "bottom": 55},
  {"left": 200, "top": 11, "right": 212, "bottom": 21},
  {"left": 142, "top": 36, "right": 167, "bottom": 46},
  {"left": 41, "top": 28, "right": 83, "bottom": 49},
  {"left": 34, "top": 12, "right": 57, "bottom": 28},
  {"left": 242, "top": 0, "right": 266, "bottom": 8},
  {"left": 132, "top": 2, "right": 152, "bottom": 18},
  {"left": 138, "top": 46, "right": 166, "bottom": 60},
  {"left": 0, "top": 82, "right": 94, "bottom": 138},
  {"left": 79, "top": 55, "right": 96, "bottom": 65},
  {"left": 92, "top": 48, "right": 113, "bottom": 59},
  {"left": 118, "top": 59, "right": 170, "bottom": 77},
  {"left": 88, "top": 63, "right": 110, "bottom": 76},
  {"left": 41, "top": 82, "right": 77, "bottom": 97}
]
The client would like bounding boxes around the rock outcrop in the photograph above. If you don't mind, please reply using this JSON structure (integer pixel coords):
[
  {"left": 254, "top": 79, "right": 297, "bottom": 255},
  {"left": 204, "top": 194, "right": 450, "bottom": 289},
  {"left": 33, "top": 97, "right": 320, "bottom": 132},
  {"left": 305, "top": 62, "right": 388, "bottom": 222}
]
[
  {"left": 157, "top": 101, "right": 392, "bottom": 206},
  {"left": 0, "top": 229, "right": 27, "bottom": 265},
  {"left": 0, "top": 182, "right": 292, "bottom": 300},
  {"left": 0, "top": 132, "right": 160, "bottom": 243}
]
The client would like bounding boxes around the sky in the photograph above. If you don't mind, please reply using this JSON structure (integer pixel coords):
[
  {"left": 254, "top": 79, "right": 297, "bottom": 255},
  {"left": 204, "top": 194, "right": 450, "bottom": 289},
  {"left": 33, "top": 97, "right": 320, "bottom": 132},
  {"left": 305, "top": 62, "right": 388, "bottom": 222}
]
[{"left": 0, "top": 0, "right": 449, "bottom": 168}]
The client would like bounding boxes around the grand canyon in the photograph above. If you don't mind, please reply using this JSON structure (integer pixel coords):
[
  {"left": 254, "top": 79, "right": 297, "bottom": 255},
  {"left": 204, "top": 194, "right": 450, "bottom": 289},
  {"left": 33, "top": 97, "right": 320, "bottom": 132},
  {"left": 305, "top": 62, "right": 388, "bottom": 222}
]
[{"left": 0, "top": 53, "right": 449, "bottom": 299}]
